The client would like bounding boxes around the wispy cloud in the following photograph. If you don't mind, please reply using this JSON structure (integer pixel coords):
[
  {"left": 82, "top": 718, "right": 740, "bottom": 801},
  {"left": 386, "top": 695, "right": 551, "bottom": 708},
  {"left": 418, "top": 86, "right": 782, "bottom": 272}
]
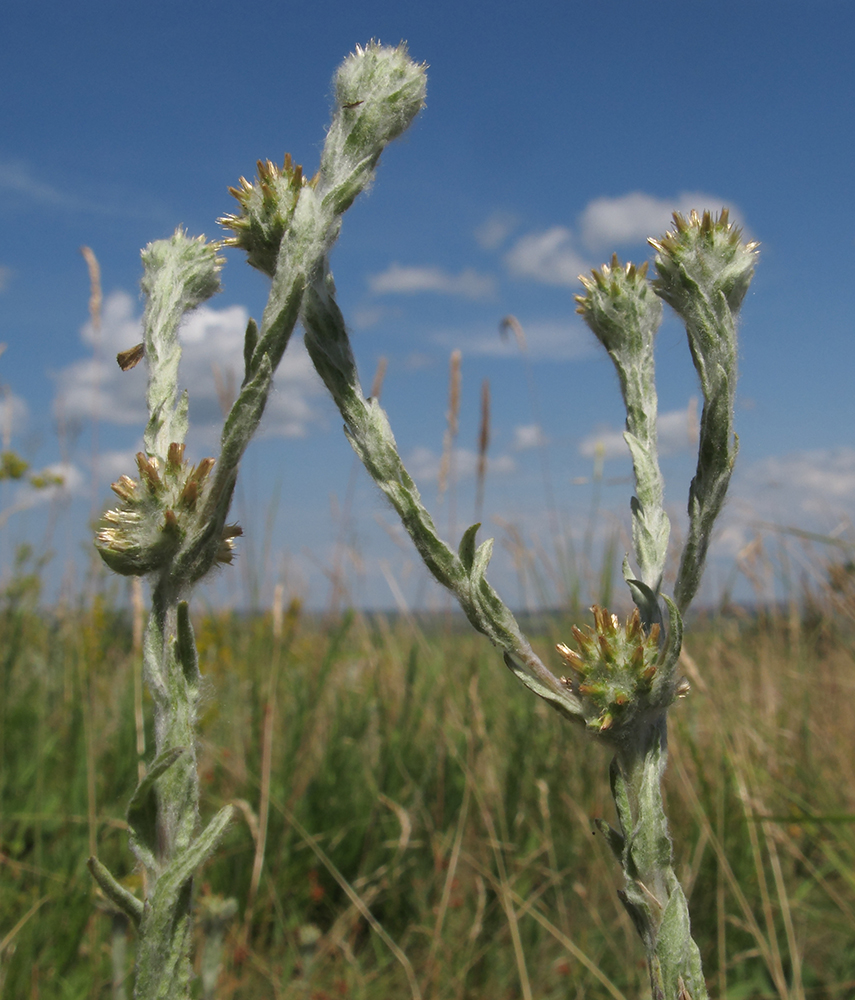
[
  {"left": 0, "top": 159, "right": 165, "bottom": 220},
  {"left": 578, "top": 402, "right": 699, "bottom": 460},
  {"left": 368, "top": 263, "right": 495, "bottom": 299},
  {"left": 0, "top": 266, "right": 11, "bottom": 293},
  {"left": 579, "top": 191, "right": 744, "bottom": 253},
  {"left": 0, "top": 160, "right": 90, "bottom": 211},
  {"left": 52, "top": 289, "right": 327, "bottom": 450},
  {"left": 405, "top": 445, "right": 515, "bottom": 486},
  {"left": 503, "top": 226, "right": 587, "bottom": 286},
  {"left": 474, "top": 210, "right": 519, "bottom": 250}
]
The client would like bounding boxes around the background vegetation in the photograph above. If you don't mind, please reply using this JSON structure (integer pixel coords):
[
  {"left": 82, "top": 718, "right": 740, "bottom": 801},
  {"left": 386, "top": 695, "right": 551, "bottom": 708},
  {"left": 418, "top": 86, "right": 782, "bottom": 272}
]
[{"left": 2, "top": 539, "right": 854, "bottom": 999}]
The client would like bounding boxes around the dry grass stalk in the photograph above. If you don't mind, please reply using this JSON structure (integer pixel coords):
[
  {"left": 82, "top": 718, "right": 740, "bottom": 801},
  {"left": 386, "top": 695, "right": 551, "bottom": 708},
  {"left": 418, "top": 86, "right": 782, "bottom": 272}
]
[
  {"left": 437, "top": 349, "right": 461, "bottom": 503},
  {"left": 370, "top": 355, "right": 388, "bottom": 400},
  {"left": 80, "top": 245, "right": 102, "bottom": 335},
  {"left": 474, "top": 378, "right": 490, "bottom": 523}
]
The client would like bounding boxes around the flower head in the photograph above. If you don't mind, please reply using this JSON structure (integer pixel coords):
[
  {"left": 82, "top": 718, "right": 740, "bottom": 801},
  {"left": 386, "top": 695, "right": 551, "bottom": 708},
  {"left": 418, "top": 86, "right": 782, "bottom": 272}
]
[
  {"left": 649, "top": 209, "right": 759, "bottom": 317},
  {"left": 576, "top": 254, "right": 662, "bottom": 357},
  {"left": 95, "top": 443, "right": 241, "bottom": 576},
  {"left": 219, "top": 154, "right": 311, "bottom": 278},
  {"left": 557, "top": 605, "right": 662, "bottom": 735}
]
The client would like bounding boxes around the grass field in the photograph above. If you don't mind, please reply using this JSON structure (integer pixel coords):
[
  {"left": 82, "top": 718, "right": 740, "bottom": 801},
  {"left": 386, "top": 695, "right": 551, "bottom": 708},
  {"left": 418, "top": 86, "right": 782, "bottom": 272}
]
[{"left": 2, "top": 558, "right": 855, "bottom": 999}]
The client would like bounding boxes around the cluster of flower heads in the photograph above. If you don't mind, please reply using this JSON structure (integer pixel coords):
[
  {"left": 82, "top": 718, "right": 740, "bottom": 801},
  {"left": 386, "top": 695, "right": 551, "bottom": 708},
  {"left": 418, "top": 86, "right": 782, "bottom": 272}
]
[
  {"left": 557, "top": 606, "right": 663, "bottom": 735},
  {"left": 218, "top": 154, "right": 314, "bottom": 278},
  {"left": 96, "top": 443, "right": 241, "bottom": 577},
  {"left": 649, "top": 208, "right": 760, "bottom": 315}
]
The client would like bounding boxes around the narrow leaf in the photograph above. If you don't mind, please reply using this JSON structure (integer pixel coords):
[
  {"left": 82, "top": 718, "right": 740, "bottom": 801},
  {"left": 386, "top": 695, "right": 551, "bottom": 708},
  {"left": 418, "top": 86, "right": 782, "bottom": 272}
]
[
  {"left": 127, "top": 747, "right": 187, "bottom": 870},
  {"left": 458, "top": 522, "right": 480, "bottom": 573},
  {"left": 87, "top": 856, "right": 144, "bottom": 927}
]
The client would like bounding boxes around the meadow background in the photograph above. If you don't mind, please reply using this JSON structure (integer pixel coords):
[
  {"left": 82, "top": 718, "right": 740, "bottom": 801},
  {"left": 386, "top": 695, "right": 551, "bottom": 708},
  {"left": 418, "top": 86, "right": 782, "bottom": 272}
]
[
  {"left": 4, "top": 569, "right": 855, "bottom": 998},
  {"left": 2, "top": 2, "right": 855, "bottom": 997}
]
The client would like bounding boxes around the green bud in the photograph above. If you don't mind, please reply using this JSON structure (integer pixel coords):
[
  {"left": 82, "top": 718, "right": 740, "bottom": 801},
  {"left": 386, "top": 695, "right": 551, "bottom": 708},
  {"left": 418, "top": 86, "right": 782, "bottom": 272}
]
[
  {"left": 318, "top": 41, "right": 427, "bottom": 216},
  {"left": 140, "top": 229, "right": 224, "bottom": 333},
  {"left": 576, "top": 255, "right": 662, "bottom": 359}
]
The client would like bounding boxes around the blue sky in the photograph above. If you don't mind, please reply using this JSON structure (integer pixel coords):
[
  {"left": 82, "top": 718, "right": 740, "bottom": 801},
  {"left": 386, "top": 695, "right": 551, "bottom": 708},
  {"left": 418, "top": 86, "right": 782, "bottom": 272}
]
[{"left": 2, "top": 1, "right": 854, "bottom": 610}]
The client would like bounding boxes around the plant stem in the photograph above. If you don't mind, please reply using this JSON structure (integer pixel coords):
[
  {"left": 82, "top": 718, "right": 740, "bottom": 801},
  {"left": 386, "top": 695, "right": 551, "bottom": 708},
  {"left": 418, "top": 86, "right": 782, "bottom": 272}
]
[
  {"left": 607, "top": 717, "right": 708, "bottom": 1000},
  {"left": 132, "top": 587, "right": 200, "bottom": 996}
]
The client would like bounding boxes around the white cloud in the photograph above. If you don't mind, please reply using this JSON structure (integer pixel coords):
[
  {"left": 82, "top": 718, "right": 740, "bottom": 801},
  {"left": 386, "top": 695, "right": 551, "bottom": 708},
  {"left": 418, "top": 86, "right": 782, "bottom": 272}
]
[
  {"left": 350, "top": 303, "right": 396, "bottom": 330},
  {"left": 703, "top": 448, "right": 855, "bottom": 569},
  {"left": 474, "top": 211, "right": 519, "bottom": 250},
  {"left": 38, "top": 461, "right": 85, "bottom": 496},
  {"left": 53, "top": 289, "right": 327, "bottom": 448},
  {"left": 658, "top": 400, "right": 699, "bottom": 455},
  {"left": 502, "top": 193, "right": 749, "bottom": 289},
  {"left": 579, "top": 426, "right": 628, "bottom": 461},
  {"left": 0, "top": 461, "right": 86, "bottom": 528},
  {"left": 578, "top": 402, "right": 699, "bottom": 461},
  {"left": 432, "top": 319, "right": 594, "bottom": 362},
  {"left": 579, "top": 191, "right": 745, "bottom": 252},
  {"left": 0, "top": 386, "right": 30, "bottom": 437},
  {"left": 405, "top": 445, "right": 515, "bottom": 485},
  {"left": 736, "top": 448, "right": 855, "bottom": 521},
  {"left": 504, "top": 226, "right": 587, "bottom": 286},
  {"left": 512, "top": 424, "right": 546, "bottom": 451},
  {"left": 368, "top": 263, "right": 495, "bottom": 299},
  {"left": 96, "top": 448, "right": 145, "bottom": 487},
  {"left": 0, "top": 266, "right": 11, "bottom": 292}
]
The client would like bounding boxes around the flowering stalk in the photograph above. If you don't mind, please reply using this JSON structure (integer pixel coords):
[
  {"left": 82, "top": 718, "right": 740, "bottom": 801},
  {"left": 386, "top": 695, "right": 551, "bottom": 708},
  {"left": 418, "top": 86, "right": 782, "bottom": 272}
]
[
  {"left": 301, "top": 203, "right": 757, "bottom": 998},
  {"left": 90, "top": 233, "right": 237, "bottom": 998},
  {"left": 650, "top": 210, "right": 758, "bottom": 613},
  {"left": 92, "top": 38, "right": 758, "bottom": 999},
  {"left": 566, "top": 211, "right": 756, "bottom": 998},
  {"left": 576, "top": 256, "right": 668, "bottom": 607},
  {"left": 90, "top": 44, "right": 427, "bottom": 999}
]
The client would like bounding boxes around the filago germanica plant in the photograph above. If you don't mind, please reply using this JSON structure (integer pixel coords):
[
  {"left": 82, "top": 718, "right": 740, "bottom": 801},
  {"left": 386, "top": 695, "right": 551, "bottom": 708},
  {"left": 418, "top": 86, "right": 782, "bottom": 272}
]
[{"left": 90, "top": 41, "right": 758, "bottom": 1000}]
